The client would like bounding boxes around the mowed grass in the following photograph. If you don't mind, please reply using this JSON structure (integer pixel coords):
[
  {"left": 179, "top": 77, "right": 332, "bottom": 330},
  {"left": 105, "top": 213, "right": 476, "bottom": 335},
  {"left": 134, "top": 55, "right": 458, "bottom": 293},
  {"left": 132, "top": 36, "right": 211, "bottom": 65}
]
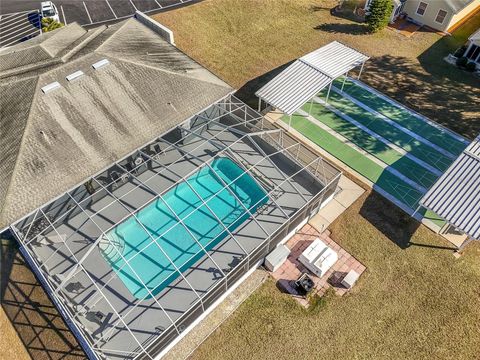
[
  {"left": 152, "top": 0, "right": 480, "bottom": 138},
  {"left": 152, "top": 2, "right": 480, "bottom": 360}
]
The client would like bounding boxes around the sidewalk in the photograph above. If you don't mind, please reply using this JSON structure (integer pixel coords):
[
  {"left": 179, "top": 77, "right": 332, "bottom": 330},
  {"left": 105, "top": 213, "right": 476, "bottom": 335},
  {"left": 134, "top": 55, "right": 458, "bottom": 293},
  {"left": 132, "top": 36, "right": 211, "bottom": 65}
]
[{"left": 310, "top": 175, "right": 365, "bottom": 233}]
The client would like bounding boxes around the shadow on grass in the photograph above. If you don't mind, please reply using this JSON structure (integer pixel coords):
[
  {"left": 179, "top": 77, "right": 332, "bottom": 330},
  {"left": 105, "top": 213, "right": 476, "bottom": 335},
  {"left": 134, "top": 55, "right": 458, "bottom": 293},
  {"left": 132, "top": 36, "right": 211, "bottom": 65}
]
[
  {"left": 359, "top": 191, "right": 420, "bottom": 249},
  {"left": 1, "top": 231, "right": 85, "bottom": 360},
  {"left": 314, "top": 23, "right": 369, "bottom": 35},
  {"left": 362, "top": 55, "right": 480, "bottom": 139}
]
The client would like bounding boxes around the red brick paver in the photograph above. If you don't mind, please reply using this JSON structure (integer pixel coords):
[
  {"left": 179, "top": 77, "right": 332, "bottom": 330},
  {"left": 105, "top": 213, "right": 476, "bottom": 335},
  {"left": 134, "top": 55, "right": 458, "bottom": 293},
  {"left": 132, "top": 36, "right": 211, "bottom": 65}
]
[{"left": 270, "top": 224, "right": 366, "bottom": 307}]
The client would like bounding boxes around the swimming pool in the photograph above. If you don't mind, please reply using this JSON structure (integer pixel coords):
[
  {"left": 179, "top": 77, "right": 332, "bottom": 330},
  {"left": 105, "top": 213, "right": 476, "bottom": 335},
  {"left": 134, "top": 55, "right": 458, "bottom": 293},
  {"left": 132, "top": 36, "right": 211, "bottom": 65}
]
[{"left": 102, "top": 157, "right": 269, "bottom": 299}]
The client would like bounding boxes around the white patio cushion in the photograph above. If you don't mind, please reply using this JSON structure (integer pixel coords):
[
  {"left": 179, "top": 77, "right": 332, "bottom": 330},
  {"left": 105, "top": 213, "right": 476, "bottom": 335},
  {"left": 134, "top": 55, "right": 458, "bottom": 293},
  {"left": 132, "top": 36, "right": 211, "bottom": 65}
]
[{"left": 298, "top": 238, "right": 338, "bottom": 278}]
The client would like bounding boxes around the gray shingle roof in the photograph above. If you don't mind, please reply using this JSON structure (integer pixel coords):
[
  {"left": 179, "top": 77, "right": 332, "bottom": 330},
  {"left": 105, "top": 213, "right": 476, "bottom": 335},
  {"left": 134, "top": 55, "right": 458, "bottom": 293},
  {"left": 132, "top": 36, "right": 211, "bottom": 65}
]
[{"left": 0, "top": 18, "right": 233, "bottom": 228}]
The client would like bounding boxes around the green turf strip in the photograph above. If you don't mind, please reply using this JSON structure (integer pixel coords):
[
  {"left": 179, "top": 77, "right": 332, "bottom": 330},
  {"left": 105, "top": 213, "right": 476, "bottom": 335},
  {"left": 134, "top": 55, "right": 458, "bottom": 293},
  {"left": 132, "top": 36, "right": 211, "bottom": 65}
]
[
  {"left": 318, "top": 90, "right": 453, "bottom": 172},
  {"left": 282, "top": 114, "right": 423, "bottom": 208},
  {"left": 333, "top": 79, "right": 467, "bottom": 155},
  {"left": 282, "top": 115, "right": 445, "bottom": 225},
  {"left": 302, "top": 103, "right": 438, "bottom": 189}
]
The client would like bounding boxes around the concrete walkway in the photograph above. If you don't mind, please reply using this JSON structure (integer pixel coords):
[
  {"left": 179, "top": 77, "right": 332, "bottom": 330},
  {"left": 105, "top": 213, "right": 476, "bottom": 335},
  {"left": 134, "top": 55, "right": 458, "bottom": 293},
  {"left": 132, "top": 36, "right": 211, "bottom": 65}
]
[{"left": 309, "top": 175, "right": 365, "bottom": 233}]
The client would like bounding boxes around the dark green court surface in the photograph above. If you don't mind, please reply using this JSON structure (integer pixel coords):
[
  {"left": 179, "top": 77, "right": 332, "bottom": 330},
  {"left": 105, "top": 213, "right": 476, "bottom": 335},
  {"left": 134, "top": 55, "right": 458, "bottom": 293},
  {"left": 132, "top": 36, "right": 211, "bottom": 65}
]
[{"left": 280, "top": 79, "right": 468, "bottom": 226}]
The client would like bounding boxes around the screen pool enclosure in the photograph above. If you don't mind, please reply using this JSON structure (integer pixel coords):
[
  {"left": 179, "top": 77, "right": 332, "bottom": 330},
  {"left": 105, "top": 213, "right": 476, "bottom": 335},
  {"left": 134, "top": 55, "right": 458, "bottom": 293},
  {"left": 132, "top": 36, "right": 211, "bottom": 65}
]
[{"left": 10, "top": 95, "right": 341, "bottom": 360}]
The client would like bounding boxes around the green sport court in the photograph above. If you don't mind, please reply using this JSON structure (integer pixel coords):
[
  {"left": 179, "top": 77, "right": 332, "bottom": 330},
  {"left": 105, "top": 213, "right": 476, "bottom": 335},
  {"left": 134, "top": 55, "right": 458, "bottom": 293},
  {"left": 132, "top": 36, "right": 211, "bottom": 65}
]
[{"left": 281, "top": 77, "right": 469, "bottom": 226}]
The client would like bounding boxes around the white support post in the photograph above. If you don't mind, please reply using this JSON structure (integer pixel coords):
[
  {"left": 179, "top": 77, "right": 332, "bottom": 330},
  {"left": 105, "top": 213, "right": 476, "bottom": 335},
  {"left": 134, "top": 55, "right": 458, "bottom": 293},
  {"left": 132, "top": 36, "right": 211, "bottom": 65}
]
[
  {"left": 340, "top": 71, "right": 348, "bottom": 92},
  {"left": 288, "top": 114, "right": 292, "bottom": 130},
  {"left": 325, "top": 82, "right": 333, "bottom": 104},
  {"left": 308, "top": 98, "right": 314, "bottom": 115},
  {"left": 258, "top": 97, "right": 261, "bottom": 112},
  {"left": 358, "top": 61, "right": 365, "bottom": 80}
]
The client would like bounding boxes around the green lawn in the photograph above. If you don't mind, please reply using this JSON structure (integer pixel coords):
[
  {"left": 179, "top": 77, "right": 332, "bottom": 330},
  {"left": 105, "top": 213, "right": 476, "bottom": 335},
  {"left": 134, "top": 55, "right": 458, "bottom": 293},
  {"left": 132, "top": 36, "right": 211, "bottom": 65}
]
[{"left": 151, "top": 2, "right": 480, "bottom": 359}]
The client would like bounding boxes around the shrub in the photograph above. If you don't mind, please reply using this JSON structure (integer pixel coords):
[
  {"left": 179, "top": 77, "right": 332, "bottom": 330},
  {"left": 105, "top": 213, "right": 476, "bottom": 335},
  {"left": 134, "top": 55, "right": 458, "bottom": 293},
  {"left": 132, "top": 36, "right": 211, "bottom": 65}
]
[
  {"left": 465, "top": 61, "right": 477, "bottom": 72},
  {"left": 366, "top": 0, "right": 394, "bottom": 33},
  {"left": 456, "top": 56, "right": 468, "bottom": 67},
  {"left": 41, "top": 17, "right": 64, "bottom": 32}
]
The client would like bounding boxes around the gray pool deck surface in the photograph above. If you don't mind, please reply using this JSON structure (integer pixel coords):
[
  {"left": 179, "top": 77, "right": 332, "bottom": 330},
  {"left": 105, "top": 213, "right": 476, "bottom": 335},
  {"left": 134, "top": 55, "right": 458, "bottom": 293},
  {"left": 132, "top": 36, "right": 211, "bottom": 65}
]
[{"left": 12, "top": 100, "right": 340, "bottom": 359}]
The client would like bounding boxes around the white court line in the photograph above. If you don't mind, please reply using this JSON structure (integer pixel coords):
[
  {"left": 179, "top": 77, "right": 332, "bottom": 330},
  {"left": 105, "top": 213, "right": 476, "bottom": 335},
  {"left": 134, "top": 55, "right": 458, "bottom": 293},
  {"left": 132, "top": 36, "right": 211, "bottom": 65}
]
[
  {"left": 296, "top": 108, "right": 429, "bottom": 193},
  {"left": 0, "top": 27, "right": 38, "bottom": 47},
  {"left": 154, "top": 0, "right": 163, "bottom": 8},
  {"left": 332, "top": 86, "right": 458, "bottom": 160},
  {"left": 105, "top": 0, "right": 117, "bottom": 19},
  {"left": 129, "top": 0, "right": 138, "bottom": 11},
  {"left": 348, "top": 77, "right": 470, "bottom": 145},
  {"left": 60, "top": 5, "right": 67, "bottom": 25},
  {"left": 83, "top": 1, "right": 93, "bottom": 24},
  {"left": 314, "top": 96, "right": 443, "bottom": 177}
]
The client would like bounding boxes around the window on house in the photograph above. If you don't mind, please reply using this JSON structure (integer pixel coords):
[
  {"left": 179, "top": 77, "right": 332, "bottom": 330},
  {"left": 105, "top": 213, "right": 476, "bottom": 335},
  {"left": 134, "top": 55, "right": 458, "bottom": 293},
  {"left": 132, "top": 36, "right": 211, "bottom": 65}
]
[
  {"left": 416, "top": 2, "right": 428, "bottom": 16},
  {"left": 435, "top": 9, "right": 448, "bottom": 24}
]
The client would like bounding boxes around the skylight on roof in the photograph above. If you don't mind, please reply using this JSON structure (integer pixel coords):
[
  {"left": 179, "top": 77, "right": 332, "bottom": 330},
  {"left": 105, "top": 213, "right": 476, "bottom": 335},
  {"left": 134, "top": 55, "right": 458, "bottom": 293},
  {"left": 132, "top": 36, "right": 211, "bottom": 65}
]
[
  {"left": 66, "top": 70, "right": 84, "bottom": 82},
  {"left": 41, "top": 82, "right": 61, "bottom": 94},
  {"left": 92, "top": 59, "right": 110, "bottom": 70}
]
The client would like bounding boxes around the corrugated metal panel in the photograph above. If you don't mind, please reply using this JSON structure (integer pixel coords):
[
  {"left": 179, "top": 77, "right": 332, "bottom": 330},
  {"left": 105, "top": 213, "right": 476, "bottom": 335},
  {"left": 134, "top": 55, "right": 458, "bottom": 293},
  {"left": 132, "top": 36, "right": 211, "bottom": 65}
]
[
  {"left": 256, "top": 60, "right": 332, "bottom": 115},
  {"left": 421, "top": 136, "right": 480, "bottom": 239},
  {"left": 301, "top": 41, "right": 369, "bottom": 78},
  {"left": 256, "top": 41, "right": 369, "bottom": 115}
]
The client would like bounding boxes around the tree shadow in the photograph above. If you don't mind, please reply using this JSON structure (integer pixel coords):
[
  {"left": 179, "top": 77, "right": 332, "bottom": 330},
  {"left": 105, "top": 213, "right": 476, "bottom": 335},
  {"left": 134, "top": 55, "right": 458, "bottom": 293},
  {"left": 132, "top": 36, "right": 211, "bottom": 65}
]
[
  {"left": 362, "top": 55, "right": 480, "bottom": 139},
  {"left": 314, "top": 23, "right": 369, "bottom": 35},
  {"left": 1, "top": 231, "right": 85, "bottom": 360}
]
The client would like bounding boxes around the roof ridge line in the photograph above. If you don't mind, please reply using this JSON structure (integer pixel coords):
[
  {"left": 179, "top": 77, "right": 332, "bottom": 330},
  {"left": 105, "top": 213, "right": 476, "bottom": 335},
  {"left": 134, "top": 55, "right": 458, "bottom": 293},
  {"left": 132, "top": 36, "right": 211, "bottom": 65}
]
[
  {"left": 298, "top": 58, "right": 334, "bottom": 79},
  {"left": 94, "top": 19, "right": 133, "bottom": 54},
  {"left": 61, "top": 25, "right": 107, "bottom": 62},
  {"left": 105, "top": 56, "right": 231, "bottom": 89}
]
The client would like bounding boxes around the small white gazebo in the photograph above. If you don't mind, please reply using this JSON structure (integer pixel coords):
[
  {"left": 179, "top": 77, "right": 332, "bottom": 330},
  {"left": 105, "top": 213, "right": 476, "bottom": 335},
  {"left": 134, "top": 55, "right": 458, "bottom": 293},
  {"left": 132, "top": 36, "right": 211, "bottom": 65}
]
[{"left": 255, "top": 41, "right": 369, "bottom": 127}]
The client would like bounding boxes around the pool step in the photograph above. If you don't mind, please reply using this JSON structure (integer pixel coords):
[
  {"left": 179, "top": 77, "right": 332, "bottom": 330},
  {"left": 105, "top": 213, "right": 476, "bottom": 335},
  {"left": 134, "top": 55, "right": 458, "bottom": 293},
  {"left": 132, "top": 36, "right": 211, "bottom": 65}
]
[{"left": 98, "top": 235, "right": 125, "bottom": 263}]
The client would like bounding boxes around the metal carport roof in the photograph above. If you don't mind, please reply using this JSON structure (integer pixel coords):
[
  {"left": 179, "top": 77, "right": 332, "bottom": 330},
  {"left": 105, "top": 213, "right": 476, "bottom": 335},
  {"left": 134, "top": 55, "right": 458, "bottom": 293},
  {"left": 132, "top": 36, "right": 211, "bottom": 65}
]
[
  {"left": 255, "top": 41, "right": 369, "bottom": 115},
  {"left": 420, "top": 136, "right": 480, "bottom": 240}
]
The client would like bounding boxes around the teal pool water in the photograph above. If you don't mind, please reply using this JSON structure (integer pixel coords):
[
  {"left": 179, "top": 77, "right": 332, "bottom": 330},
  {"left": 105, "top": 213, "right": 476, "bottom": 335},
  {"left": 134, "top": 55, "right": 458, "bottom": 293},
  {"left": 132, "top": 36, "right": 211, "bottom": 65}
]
[{"left": 102, "top": 157, "right": 268, "bottom": 299}]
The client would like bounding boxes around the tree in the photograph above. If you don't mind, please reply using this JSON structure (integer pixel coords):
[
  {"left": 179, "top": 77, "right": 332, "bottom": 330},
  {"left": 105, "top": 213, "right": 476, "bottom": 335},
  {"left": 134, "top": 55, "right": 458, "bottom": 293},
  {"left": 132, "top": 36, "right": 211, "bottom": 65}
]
[
  {"left": 41, "top": 18, "right": 64, "bottom": 33},
  {"left": 366, "top": 0, "right": 393, "bottom": 33}
]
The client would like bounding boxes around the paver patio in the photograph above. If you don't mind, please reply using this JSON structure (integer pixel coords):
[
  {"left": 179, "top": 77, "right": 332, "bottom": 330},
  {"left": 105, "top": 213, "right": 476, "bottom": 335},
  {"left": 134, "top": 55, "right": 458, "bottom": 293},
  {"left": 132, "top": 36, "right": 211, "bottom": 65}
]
[{"left": 270, "top": 224, "right": 366, "bottom": 307}]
